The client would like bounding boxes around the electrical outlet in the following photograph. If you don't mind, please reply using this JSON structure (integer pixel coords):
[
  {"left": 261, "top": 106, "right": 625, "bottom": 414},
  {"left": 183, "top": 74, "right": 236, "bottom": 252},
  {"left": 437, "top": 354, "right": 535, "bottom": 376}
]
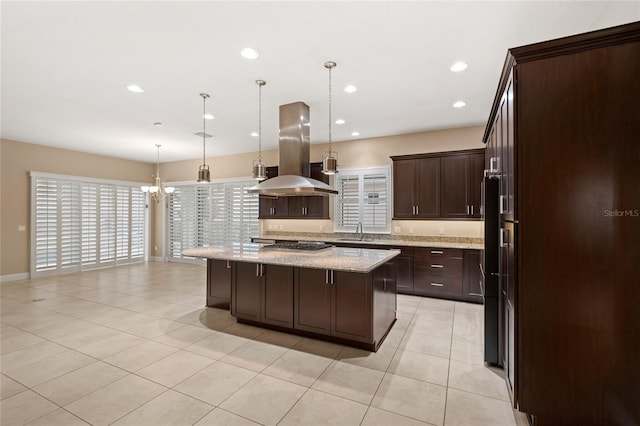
[
  {"left": 408, "top": 227, "right": 414, "bottom": 234},
  {"left": 17, "top": 225, "right": 26, "bottom": 232},
  {"left": 393, "top": 226, "right": 401, "bottom": 234},
  {"left": 319, "top": 224, "right": 325, "bottom": 232},
  {"left": 439, "top": 227, "right": 445, "bottom": 235}
]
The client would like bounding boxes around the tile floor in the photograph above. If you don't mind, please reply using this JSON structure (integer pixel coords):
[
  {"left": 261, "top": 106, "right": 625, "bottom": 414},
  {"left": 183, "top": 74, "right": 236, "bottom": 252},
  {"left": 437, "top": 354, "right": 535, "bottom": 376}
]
[{"left": 0, "top": 262, "right": 525, "bottom": 426}]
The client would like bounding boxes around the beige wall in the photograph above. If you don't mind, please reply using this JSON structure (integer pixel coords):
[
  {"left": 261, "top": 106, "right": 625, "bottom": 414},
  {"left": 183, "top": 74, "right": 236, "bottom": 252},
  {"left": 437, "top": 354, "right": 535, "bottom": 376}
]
[
  {"left": 0, "top": 138, "right": 154, "bottom": 277},
  {"left": 1, "top": 125, "right": 485, "bottom": 277}
]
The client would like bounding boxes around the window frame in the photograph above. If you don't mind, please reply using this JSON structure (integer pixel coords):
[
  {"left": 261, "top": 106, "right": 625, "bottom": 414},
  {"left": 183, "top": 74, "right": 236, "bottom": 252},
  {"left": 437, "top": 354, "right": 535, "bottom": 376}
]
[
  {"left": 30, "top": 172, "right": 149, "bottom": 278},
  {"left": 333, "top": 166, "right": 392, "bottom": 234}
]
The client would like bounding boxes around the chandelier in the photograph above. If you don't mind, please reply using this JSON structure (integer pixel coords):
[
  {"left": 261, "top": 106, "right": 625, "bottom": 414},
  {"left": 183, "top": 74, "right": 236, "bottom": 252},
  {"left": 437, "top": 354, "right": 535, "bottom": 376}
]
[{"left": 141, "top": 144, "right": 175, "bottom": 202}]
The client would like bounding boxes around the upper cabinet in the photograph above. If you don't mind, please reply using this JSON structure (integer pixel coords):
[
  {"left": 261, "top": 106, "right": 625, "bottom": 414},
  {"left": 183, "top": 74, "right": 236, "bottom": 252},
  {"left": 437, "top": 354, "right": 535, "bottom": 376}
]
[
  {"left": 441, "top": 151, "right": 484, "bottom": 218},
  {"left": 391, "top": 156, "right": 440, "bottom": 219},
  {"left": 391, "top": 148, "right": 485, "bottom": 220},
  {"left": 258, "top": 162, "right": 329, "bottom": 219}
]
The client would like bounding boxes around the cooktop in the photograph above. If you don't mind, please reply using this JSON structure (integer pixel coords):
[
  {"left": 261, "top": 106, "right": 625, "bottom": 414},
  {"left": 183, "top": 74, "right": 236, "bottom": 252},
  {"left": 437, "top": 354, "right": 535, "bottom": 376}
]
[{"left": 262, "top": 242, "right": 333, "bottom": 251}]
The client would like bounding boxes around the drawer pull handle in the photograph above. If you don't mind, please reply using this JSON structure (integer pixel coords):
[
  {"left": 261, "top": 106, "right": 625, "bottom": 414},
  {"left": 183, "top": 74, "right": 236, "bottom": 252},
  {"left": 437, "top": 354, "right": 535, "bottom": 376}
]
[
  {"left": 431, "top": 250, "right": 443, "bottom": 255},
  {"left": 431, "top": 264, "right": 444, "bottom": 268},
  {"left": 430, "top": 282, "right": 444, "bottom": 287}
]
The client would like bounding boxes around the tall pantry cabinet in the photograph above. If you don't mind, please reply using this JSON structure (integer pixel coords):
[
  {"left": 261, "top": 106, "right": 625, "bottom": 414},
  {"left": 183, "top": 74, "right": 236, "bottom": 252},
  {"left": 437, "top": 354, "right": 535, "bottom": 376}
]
[{"left": 483, "top": 22, "right": 640, "bottom": 425}]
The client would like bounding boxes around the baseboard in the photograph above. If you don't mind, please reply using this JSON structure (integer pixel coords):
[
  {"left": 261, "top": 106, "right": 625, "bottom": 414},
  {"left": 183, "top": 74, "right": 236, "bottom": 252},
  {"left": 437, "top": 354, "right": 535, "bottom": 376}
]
[
  {"left": 149, "top": 256, "right": 166, "bottom": 262},
  {"left": 0, "top": 272, "right": 30, "bottom": 283}
]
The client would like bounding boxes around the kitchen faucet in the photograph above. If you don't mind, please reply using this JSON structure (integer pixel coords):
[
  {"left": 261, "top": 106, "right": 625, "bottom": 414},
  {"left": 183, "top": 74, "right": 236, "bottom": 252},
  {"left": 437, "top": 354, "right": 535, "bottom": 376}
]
[{"left": 356, "top": 222, "right": 363, "bottom": 240}]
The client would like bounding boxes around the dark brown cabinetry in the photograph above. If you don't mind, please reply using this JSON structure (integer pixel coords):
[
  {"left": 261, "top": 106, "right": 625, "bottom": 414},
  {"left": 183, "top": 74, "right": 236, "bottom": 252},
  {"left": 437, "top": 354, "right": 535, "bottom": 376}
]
[
  {"left": 231, "top": 260, "right": 397, "bottom": 351},
  {"left": 258, "top": 166, "right": 289, "bottom": 218},
  {"left": 482, "top": 22, "right": 640, "bottom": 424},
  {"left": 394, "top": 247, "right": 414, "bottom": 293},
  {"left": 294, "top": 268, "right": 373, "bottom": 344},
  {"left": 258, "top": 163, "right": 329, "bottom": 219},
  {"left": 391, "top": 149, "right": 484, "bottom": 220},
  {"left": 441, "top": 151, "right": 484, "bottom": 218},
  {"left": 413, "top": 248, "right": 463, "bottom": 297},
  {"left": 207, "top": 259, "right": 232, "bottom": 309},
  {"left": 391, "top": 156, "right": 440, "bottom": 218},
  {"left": 231, "top": 262, "right": 262, "bottom": 322},
  {"left": 462, "top": 250, "right": 482, "bottom": 303},
  {"left": 231, "top": 262, "right": 294, "bottom": 327}
]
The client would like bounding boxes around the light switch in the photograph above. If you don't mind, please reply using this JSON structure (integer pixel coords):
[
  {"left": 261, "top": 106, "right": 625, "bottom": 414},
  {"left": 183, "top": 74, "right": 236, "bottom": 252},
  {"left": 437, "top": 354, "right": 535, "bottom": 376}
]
[{"left": 18, "top": 225, "right": 26, "bottom": 232}]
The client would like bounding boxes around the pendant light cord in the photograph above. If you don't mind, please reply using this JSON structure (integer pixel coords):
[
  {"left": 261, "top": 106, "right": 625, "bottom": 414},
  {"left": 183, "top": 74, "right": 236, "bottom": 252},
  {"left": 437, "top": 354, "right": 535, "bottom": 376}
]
[
  {"left": 328, "top": 63, "right": 332, "bottom": 155},
  {"left": 155, "top": 144, "right": 161, "bottom": 178},
  {"left": 202, "top": 94, "right": 206, "bottom": 166},
  {"left": 258, "top": 81, "right": 262, "bottom": 163}
]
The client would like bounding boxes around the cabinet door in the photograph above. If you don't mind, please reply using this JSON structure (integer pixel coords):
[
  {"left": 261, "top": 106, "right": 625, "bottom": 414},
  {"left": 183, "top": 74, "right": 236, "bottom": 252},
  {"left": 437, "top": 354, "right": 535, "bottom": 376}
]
[
  {"left": 462, "top": 250, "right": 483, "bottom": 302},
  {"left": 393, "top": 159, "right": 416, "bottom": 218},
  {"left": 304, "top": 196, "right": 329, "bottom": 218},
  {"left": 440, "top": 155, "right": 469, "bottom": 218},
  {"left": 258, "top": 196, "right": 274, "bottom": 218},
  {"left": 294, "top": 268, "right": 331, "bottom": 335},
  {"left": 415, "top": 157, "right": 440, "bottom": 217},
  {"left": 373, "top": 260, "right": 397, "bottom": 345},
  {"left": 207, "top": 259, "right": 231, "bottom": 309},
  {"left": 504, "top": 75, "right": 515, "bottom": 221},
  {"left": 261, "top": 265, "right": 294, "bottom": 328},
  {"left": 332, "top": 271, "right": 372, "bottom": 343},
  {"left": 287, "top": 197, "right": 306, "bottom": 218},
  {"left": 395, "top": 254, "right": 414, "bottom": 293},
  {"left": 469, "top": 153, "right": 485, "bottom": 218},
  {"left": 232, "top": 262, "right": 262, "bottom": 322}
]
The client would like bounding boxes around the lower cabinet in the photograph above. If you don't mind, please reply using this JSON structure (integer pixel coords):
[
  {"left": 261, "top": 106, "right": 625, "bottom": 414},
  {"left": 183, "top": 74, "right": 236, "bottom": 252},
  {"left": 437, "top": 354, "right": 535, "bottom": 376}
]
[
  {"left": 294, "top": 268, "right": 373, "bottom": 344},
  {"left": 394, "top": 248, "right": 414, "bottom": 293},
  {"left": 207, "top": 259, "right": 232, "bottom": 309},
  {"left": 462, "top": 250, "right": 483, "bottom": 303},
  {"left": 232, "top": 261, "right": 397, "bottom": 351},
  {"left": 413, "top": 248, "right": 463, "bottom": 297},
  {"left": 231, "top": 262, "right": 294, "bottom": 327}
]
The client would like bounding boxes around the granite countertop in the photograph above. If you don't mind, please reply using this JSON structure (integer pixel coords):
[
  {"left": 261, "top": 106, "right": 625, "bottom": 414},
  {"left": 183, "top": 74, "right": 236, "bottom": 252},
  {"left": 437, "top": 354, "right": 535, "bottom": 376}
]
[
  {"left": 257, "top": 233, "right": 484, "bottom": 250},
  {"left": 182, "top": 243, "right": 400, "bottom": 273}
]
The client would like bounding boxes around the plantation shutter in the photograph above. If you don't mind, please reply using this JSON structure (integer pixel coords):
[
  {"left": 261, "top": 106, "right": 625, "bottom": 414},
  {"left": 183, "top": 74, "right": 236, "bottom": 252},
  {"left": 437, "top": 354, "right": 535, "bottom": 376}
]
[
  {"left": 334, "top": 167, "right": 391, "bottom": 233},
  {"left": 60, "top": 181, "right": 81, "bottom": 270},
  {"left": 130, "top": 188, "right": 145, "bottom": 259},
  {"left": 336, "top": 174, "right": 360, "bottom": 228},
  {"left": 363, "top": 172, "right": 389, "bottom": 230},
  {"left": 81, "top": 184, "right": 98, "bottom": 265},
  {"left": 35, "top": 178, "right": 58, "bottom": 272},
  {"left": 31, "top": 173, "right": 148, "bottom": 277},
  {"left": 167, "top": 179, "right": 259, "bottom": 262}
]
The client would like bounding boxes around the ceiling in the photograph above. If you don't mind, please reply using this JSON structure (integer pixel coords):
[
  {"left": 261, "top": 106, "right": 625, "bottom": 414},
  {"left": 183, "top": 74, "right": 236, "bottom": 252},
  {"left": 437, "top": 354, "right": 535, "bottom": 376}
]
[{"left": 2, "top": 1, "right": 638, "bottom": 163}]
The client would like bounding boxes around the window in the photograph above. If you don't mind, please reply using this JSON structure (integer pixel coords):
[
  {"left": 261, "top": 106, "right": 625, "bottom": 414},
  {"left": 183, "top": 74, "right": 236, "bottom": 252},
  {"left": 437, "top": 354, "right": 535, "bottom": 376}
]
[
  {"left": 31, "top": 172, "right": 148, "bottom": 277},
  {"left": 334, "top": 167, "right": 391, "bottom": 233},
  {"left": 168, "top": 179, "right": 259, "bottom": 262}
]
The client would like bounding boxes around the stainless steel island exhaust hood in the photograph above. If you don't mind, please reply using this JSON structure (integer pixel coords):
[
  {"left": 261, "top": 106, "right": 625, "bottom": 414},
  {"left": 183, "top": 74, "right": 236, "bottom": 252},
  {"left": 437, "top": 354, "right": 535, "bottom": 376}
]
[{"left": 247, "top": 102, "right": 338, "bottom": 196}]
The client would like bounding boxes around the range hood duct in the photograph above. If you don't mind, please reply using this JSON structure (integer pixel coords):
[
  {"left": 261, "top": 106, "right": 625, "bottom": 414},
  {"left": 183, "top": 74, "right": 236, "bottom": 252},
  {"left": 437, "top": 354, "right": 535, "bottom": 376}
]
[{"left": 248, "top": 102, "right": 338, "bottom": 196}]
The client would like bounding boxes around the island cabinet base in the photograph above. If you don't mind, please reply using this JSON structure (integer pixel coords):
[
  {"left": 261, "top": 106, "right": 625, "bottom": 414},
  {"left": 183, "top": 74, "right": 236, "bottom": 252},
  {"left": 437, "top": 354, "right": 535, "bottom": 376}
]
[{"left": 230, "top": 260, "right": 397, "bottom": 352}]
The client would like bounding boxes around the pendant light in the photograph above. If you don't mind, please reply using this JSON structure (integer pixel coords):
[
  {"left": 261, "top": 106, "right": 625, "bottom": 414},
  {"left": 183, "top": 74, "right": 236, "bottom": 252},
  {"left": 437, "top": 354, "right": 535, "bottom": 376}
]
[
  {"left": 322, "top": 61, "right": 338, "bottom": 175},
  {"left": 252, "top": 80, "right": 267, "bottom": 181},
  {"left": 197, "top": 93, "right": 211, "bottom": 182},
  {"left": 141, "top": 144, "right": 174, "bottom": 202}
]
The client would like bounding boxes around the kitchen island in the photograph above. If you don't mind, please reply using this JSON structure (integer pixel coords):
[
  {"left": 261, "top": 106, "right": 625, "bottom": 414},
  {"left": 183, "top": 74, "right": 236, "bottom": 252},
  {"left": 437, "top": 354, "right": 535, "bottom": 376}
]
[{"left": 183, "top": 244, "right": 399, "bottom": 351}]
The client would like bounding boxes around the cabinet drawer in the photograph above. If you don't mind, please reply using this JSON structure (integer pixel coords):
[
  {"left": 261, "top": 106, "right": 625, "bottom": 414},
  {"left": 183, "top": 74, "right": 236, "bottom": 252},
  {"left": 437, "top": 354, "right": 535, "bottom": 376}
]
[
  {"left": 414, "top": 247, "right": 463, "bottom": 259},
  {"left": 413, "top": 274, "right": 462, "bottom": 297},
  {"left": 415, "top": 257, "right": 463, "bottom": 277}
]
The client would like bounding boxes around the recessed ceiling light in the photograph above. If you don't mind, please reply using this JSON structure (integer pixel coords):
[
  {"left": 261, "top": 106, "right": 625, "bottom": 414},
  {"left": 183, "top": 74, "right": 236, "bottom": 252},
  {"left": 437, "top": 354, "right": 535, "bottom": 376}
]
[
  {"left": 203, "top": 114, "right": 214, "bottom": 120},
  {"left": 126, "top": 84, "right": 144, "bottom": 93},
  {"left": 240, "top": 47, "right": 259, "bottom": 60},
  {"left": 250, "top": 131, "right": 259, "bottom": 137},
  {"left": 450, "top": 61, "right": 468, "bottom": 72},
  {"left": 153, "top": 122, "right": 162, "bottom": 126},
  {"left": 335, "top": 119, "right": 345, "bottom": 125},
  {"left": 351, "top": 131, "right": 360, "bottom": 137},
  {"left": 453, "top": 100, "right": 467, "bottom": 108},
  {"left": 344, "top": 85, "right": 358, "bottom": 93}
]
